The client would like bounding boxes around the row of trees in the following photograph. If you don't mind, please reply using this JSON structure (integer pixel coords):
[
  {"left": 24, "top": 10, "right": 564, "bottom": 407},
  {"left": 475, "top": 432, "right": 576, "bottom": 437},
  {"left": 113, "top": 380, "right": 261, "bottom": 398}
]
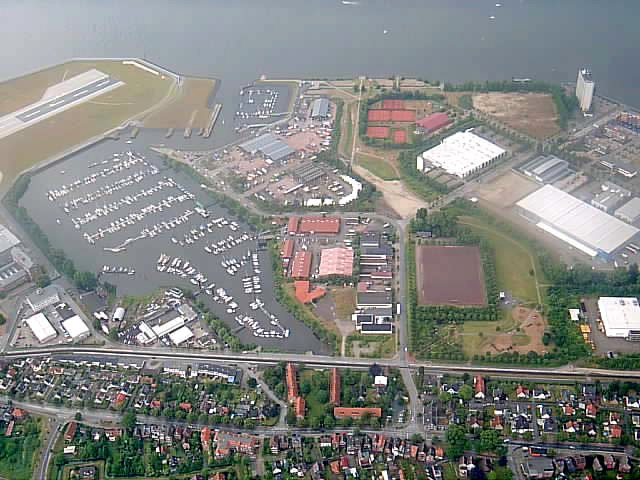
[{"left": 2, "top": 174, "right": 98, "bottom": 292}]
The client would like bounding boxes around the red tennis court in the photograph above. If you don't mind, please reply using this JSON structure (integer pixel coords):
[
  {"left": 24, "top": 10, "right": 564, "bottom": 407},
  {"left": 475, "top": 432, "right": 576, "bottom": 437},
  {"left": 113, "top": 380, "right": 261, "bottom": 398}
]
[
  {"left": 368, "top": 110, "right": 392, "bottom": 122},
  {"left": 390, "top": 110, "right": 416, "bottom": 122},
  {"left": 366, "top": 126, "right": 390, "bottom": 139},
  {"left": 382, "top": 99, "right": 405, "bottom": 109},
  {"left": 392, "top": 129, "right": 407, "bottom": 143}
]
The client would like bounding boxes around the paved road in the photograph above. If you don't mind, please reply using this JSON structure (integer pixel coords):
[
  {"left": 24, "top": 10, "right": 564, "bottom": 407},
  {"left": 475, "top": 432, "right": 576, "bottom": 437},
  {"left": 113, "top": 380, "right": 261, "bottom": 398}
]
[{"left": 37, "top": 418, "right": 62, "bottom": 480}]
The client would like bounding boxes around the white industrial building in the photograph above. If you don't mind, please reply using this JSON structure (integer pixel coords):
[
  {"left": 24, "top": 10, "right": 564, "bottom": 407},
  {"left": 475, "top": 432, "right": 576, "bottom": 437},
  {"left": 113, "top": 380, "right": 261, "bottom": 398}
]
[
  {"left": 25, "top": 312, "right": 57, "bottom": 343},
  {"left": 598, "top": 297, "right": 640, "bottom": 340},
  {"left": 152, "top": 315, "right": 185, "bottom": 337},
  {"left": 417, "top": 131, "right": 506, "bottom": 178},
  {"left": 576, "top": 68, "right": 595, "bottom": 113},
  {"left": 516, "top": 185, "right": 639, "bottom": 257},
  {"left": 168, "top": 325, "right": 194, "bottom": 345},
  {"left": 61, "top": 315, "right": 90, "bottom": 340}
]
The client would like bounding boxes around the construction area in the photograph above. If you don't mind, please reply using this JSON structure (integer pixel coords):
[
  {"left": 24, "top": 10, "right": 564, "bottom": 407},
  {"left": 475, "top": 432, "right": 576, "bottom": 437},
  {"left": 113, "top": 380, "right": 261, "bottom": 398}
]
[{"left": 472, "top": 92, "right": 561, "bottom": 139}]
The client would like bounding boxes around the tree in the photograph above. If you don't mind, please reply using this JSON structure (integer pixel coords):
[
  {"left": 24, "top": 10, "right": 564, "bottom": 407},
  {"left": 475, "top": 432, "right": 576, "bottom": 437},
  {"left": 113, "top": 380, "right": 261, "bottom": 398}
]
[
  {"left": 479, "top": 429, "right": 502, "bottom": 453},
  {"left": 122, "top": 410, "right": 137, "bottom": 431},
  {"left": 459, "top": 384, "right": 474, "bottom": 402},
  {"left": 410, "top": 433, "right": 425, "bottom": 444},
  {"left": 446, "top": 424, "right": 468, "bottom": 459},
  {"left": 74, "top": 411, "right": 82, "bottom": 421},
  {"left": 73, "top": 271, "right": 97, "bottom": 291},
  {"left": 247, "top": 378, "right": 258, "bottom": 388}
]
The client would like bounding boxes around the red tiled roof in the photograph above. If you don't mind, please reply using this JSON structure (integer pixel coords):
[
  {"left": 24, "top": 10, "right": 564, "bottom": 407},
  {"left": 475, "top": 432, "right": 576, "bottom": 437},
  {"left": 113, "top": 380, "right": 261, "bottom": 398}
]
[
  {"left": 295, "top": 396, "right": 306, "bottom": 419},
  {"left": 294, "top": 281, "right": 326, "bottom": 304},
  {"left": 416, "top": 112, "right": 451, "bottom": 131},
  {"left": 281, "top": 239, "right": 295, "bottom": 259},
  {"left": 330, "top": 368, "right": 340, "bottom": 405},
  {"left": 318, "top": 247, "right": 354, "bottom": 277},
  {"left": 290, "top": 251, "right": 312, "bottom": 279},
  {"left": 286, "top": 363, "right": 299, "bottom": 402},
  {"left": 299, "top": 217, "right": 341, "bottom": 234},
  {"left": 287, "top": 216, "right": 299, "bottom": 235}
]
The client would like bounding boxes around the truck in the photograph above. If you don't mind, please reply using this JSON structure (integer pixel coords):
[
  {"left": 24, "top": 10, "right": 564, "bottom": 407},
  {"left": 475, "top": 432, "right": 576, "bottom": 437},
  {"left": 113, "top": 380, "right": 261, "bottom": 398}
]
[{"left": 396, "top": 303, "right": 401, "bottom": 315}]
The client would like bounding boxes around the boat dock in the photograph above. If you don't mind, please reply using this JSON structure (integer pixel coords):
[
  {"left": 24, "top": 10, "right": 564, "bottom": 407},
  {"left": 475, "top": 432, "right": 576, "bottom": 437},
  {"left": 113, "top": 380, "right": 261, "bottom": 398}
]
[{"left": 203, "top": 103, "right": 222, "bottom": 138}]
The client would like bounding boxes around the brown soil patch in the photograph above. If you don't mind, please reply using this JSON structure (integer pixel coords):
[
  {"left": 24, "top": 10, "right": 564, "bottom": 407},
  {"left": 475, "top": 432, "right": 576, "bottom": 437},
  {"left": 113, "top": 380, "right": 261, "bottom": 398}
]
[
  {"left": 144, "top": 77, "right": 216, "bottom": 129},
  {"left": 353, "top": 164, "right": 427, "bottom": 218},
  {"left": 416, "top": 245, "right": 487, "bottom": 306},
  {"left": 474, "top": 171, "right": 540, "bottom": 208},
  {"left": 487, "top": 307, "right": 546, "bottom": 355},
  {"left": 473, "top": 92, "right": 560, "bottom": 139}
]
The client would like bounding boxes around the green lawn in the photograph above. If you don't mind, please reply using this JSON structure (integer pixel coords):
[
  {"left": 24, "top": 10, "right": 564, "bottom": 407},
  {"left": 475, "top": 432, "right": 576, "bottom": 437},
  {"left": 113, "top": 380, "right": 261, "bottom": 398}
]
[
  {"left": 341, "top": 103, "right": 354, "bottom": 157},
  {"left": 356, "top": 153, "right": 399, "bottom": 180},
  {"left": 459, "top": 216, "right": 541, "bottom": 304}
]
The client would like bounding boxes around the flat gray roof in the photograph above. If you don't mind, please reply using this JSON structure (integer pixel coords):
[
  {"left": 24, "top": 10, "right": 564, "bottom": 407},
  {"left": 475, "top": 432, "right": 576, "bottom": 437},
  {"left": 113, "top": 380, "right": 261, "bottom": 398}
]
[
  {"left": 238, "top": 133, "right": 294, "bottom": 161},
  {"left": 517, "top": 185, "right": 639, "bottom": 255},
  {"left": 0, "top": 225, "right": 20, "bottom": 254},
  {"left": 615, "top": 197, "right": 640, "bottom": 222},
  {"left": 311, "top": 98, "right": 329, "bottom": 118}
]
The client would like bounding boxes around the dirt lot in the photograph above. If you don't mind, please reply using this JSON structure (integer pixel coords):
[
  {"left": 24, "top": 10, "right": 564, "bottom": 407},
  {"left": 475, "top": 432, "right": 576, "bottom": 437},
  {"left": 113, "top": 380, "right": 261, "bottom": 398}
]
[
  {"left": 0, "top": 60, "right": 175, "bottom": 188},
  {"left": 473, "top": 92, "right": 560, "bottom": 139},
  {"left": 475, "top": 171, "right": 540, "bottom": 208},
  {"left": 461, "top": 306, "right": 548, "bottom": 356},
  {"left": 416, "top": 245, "right": 487, "bottom": 306},
  {"left": 353, "top": 164, "right": 427, "bottom": 218},
  {"left": 144, "top": 77, "right": 216, "bottom": 129}
]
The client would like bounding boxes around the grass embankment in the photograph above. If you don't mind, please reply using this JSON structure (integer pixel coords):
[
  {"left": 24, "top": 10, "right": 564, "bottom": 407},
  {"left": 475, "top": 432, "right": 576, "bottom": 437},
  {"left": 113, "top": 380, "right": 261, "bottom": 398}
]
[
  {"left": 460, "top": 309, "right": 528, "bottom": 356},
  {"left": 459, "top": 215, "right": 543, "bottom": 304},
  {"left": 0, "top": 59, "right": 174, "bottom": 187},
  {"left": 143, "top": 76, "right": 217, "bottom": 129},
  {"left": 356, "top": 152, "right": 399, "bottom": 181},
  {"left": 332, "top": 287, "right": 356, "bottom": 320}
]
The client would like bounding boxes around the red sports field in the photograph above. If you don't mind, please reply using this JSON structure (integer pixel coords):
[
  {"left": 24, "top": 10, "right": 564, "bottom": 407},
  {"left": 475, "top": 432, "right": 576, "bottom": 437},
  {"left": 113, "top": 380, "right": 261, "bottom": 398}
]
[
  {"left": 367, "top": 126, "right": 390, "bottom": 139},
  {"left": 382, "top": 99, "right": 405, "bottom": 109},
  {"left": 390, "top": 110, "right": 416, "bottom": 122},
  {"left": 392, "top": 129, "right": 407, "bottom": 143},
  {"left": 368, "top": 110, "right": 392, "bottom": 122},
  {"left": 416, "top": 245, "right": 487, "bottom": 306}
]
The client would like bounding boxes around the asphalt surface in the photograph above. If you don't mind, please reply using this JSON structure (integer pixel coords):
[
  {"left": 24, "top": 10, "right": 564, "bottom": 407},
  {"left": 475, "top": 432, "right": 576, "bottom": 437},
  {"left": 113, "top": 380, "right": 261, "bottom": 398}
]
[{"left": 16, "top": 77, "right": 122, "bottom": 122}]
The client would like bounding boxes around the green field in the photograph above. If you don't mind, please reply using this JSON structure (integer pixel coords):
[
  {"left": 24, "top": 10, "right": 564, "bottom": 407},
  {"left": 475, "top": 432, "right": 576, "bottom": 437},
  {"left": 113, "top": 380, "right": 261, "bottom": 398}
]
[
  {"left": 459, "top": 216, "right": 542, "bottom": 304},
  {"left": 356, "top": 153, "right": 399, "bottom": 180}
]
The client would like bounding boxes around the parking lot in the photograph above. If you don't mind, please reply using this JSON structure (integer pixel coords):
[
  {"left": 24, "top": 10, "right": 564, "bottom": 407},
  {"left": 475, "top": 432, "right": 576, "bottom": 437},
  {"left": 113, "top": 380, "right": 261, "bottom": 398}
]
[{"left": 582, "top": 297, "right": 640, "bottom": 355}]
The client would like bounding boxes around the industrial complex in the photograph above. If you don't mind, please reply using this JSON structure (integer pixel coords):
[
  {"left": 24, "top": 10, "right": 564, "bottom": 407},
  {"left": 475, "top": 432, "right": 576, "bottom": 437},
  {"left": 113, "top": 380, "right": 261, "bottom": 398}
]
[
  {"left": 516, "top": 185, "right": 640, "bottom": 258},
  {"left": 416, "top": 130, "right": 506, "bottom": 179},
  {"left": 597, "top": 297, "right": 640, "bottom": 340}
]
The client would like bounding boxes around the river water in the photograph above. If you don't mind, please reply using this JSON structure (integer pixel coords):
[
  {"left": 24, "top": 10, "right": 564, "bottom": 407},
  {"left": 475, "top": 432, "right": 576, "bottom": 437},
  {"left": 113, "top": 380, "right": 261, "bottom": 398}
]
[{"left": 2, "top": 0, "right": 640, "bottom": 115}]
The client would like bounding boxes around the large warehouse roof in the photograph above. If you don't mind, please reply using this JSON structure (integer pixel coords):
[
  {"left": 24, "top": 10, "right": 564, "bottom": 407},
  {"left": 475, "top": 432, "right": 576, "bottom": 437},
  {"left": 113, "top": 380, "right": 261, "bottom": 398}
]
[
  {"left": 311, "top": 98, "right": 329, "bottom": 118},
  {"left": 419, "top": 131, "right": 505, "bottom": 178},
  {"left": 168, "top": 326, "right": 194, "bottom": 345},
  {"left": 517, "top": 185, "right": 639, "bottom": 256},
  {"left": 239, "top": 133, "right": 294, "bottom": 161},
  {"left": 25, "top": 312, "right": 57, "bottom": 343},
  {"left": 598, "top": 297, "right": 640, "bottom": 337},
  {"left": 318, "top": 247, "right": 354, "bottom": 277},
  {"left": 615, "top": 197, "right": 640, "bottom": 223},
  {"left": 62, "top": 315, "right": 90, "bottom": 339}
]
